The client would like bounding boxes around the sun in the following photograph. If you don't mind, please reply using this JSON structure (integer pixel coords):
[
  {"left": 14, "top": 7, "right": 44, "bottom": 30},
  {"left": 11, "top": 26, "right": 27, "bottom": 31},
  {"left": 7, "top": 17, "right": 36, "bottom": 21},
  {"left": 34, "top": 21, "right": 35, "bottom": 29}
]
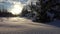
[{"left": 9, "top": 2, "right": 24, "bottom": 15}]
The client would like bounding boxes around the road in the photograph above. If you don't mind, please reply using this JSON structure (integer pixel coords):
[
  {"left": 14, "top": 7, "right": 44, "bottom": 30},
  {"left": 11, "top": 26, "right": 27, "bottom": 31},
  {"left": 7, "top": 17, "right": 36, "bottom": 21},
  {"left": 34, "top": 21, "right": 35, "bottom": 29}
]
[{"left": 0, "top": 17, "right": 60, "bottom": 34}]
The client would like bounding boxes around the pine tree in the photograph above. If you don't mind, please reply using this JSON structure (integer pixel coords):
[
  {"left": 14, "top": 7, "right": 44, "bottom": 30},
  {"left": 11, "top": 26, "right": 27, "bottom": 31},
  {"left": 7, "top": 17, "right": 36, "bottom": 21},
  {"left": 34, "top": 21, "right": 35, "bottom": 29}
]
[{"left": 32, "top": 0, "right": 52, "bottom": 22}]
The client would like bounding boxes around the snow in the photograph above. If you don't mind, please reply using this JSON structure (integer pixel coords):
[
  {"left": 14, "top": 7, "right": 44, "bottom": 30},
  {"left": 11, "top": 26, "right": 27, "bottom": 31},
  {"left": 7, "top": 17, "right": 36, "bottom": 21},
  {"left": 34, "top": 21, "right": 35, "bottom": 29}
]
[
  {"left": 47, "top": 19, "right": 60, "bottom": 27},
  {"left": 0, "top": 17, "right": 60, "bottom": 34},
  {"left": 0, "top": 0, "right": 60, "bottom": 34}
]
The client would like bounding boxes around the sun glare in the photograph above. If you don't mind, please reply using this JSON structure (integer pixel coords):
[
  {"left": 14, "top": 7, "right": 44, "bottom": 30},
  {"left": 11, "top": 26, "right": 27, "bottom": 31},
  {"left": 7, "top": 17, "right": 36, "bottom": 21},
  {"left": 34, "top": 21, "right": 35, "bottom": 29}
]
[{"left": 9, "top": 2, "right": 24, "bottom": 15}]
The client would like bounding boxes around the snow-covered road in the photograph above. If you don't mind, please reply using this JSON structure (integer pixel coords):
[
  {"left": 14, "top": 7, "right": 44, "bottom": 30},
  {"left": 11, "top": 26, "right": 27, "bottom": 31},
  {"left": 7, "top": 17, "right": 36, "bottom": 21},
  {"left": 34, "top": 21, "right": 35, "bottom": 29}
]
[{"left": 0, "top": 17, "right": 60, "bottom": 34}]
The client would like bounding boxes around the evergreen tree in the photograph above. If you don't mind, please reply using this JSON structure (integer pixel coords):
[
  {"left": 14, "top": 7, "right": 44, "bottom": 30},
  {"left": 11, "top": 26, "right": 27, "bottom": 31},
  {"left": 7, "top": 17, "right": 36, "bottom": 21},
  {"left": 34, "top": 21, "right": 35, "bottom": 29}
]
[
  {"left": 20, "top": 0, "right": 60, "bottom": 23},
  {"left": 31, "top": 0, "right": 51, "bottom": 22}
]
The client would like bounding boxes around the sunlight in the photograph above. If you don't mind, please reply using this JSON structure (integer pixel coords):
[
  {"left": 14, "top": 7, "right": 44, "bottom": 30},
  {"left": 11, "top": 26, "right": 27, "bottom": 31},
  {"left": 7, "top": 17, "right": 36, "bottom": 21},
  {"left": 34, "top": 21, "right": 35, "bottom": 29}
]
[
  {"left": 9, "top": 2, "right": 24, "bottom": 15},
  {"left": 8, "top": 17, "right": 27, "bottom": 21},
  {"left": 0, "top": 17, "right": 29, "bottom": 26}
]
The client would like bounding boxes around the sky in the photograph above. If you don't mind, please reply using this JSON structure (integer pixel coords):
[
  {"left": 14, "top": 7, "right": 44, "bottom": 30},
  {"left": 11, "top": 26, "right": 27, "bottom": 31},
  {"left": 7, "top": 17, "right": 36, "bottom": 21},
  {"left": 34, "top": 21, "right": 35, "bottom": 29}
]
[
  {"left": 0, "top": 0, "right": 31, "bottom": 9},
  {"left": 0, "top": 0, "right": 37, "bottom": 5},
  {"left": 0, "top": 0, "right": 37, "bottom": 15}
]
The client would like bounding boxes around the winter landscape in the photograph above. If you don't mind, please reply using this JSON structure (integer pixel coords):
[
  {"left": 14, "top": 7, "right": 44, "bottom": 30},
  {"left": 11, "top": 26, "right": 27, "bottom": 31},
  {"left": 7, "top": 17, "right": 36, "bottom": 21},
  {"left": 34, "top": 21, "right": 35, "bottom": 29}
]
[{"left": 0, "top": 0, "right": 60, "bottom": 34}]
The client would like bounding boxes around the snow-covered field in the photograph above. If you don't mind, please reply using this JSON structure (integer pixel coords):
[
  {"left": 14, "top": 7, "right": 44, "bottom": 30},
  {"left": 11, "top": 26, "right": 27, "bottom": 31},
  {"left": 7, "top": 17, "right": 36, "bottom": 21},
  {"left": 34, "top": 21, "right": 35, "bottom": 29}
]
[
  {"left": 0, "top": 17, "right": 60, "bottom": 34},
  {"left": 0, "top": 0, "right": 60, "bottom": 34}
]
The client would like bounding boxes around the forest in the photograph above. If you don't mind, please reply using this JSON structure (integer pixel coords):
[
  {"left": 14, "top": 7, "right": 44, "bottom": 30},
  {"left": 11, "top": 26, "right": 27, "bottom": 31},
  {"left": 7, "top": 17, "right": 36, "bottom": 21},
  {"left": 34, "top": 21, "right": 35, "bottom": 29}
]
[
  {"left": 21, "top": 0, "right": 60, "bottom": 23},
  {"left": 0, "top": 0, "right": 60, "bottom": 23}
]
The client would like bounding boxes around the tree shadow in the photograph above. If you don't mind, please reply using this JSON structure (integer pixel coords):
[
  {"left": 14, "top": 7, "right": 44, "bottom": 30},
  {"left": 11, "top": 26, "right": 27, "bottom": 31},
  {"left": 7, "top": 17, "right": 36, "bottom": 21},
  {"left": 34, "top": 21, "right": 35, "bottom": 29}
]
[
  {"left": 37, "top": 19, "right": 60, "bottom": 28},
  {"left": 46, "top": 20, "right": 60, "bottom": 28}
]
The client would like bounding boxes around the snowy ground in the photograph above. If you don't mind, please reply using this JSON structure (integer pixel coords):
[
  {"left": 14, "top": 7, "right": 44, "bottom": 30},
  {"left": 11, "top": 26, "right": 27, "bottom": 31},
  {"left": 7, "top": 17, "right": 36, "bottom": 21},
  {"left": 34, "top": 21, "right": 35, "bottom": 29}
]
[{"left": 0, "top": 17, "right": 60, "bottom": 34}]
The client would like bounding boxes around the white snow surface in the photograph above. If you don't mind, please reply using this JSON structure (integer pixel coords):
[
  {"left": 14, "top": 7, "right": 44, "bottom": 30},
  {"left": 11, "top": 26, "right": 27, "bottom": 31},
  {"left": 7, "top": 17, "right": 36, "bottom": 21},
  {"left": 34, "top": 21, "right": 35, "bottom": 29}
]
[{"left": 0, "top": 17, "right": 60, "bottom": 34}]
